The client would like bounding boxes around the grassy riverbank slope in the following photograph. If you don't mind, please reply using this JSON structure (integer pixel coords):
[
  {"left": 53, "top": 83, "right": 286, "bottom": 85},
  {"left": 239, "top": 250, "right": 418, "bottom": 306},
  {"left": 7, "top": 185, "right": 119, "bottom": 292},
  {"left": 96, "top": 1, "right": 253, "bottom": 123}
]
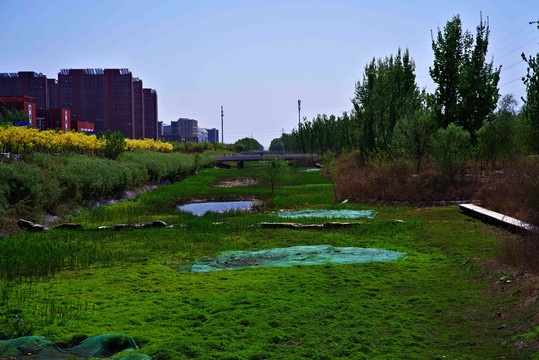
[{"left": 1, "top": 163, "right": 537, "bottom": 359}]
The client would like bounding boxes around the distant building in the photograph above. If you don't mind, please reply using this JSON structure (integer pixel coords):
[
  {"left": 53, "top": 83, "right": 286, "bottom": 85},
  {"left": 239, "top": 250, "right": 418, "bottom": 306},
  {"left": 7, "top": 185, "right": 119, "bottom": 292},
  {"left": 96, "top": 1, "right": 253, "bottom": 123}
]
[
  {"left": 160, "top": 134, "right": 190, "bottom": 142},
  {"left": 0, "top": 95, "right": 36, "bottom": 126},
  {"left": 0, "top": 72, "right": 49, "bottom": 110},
  {"left": 36, "top": 108, "right": 70, "bottom": 133},
  {"left": 59, "top": 68, "right": 135, "bottom": 138},
  {"left": 47, "top": 79, "right": 58, "bottom": 109},
  {"left": 171, "top": 118, "right": 198, "bottom": 142},
  {"left": 157, "top": 121, "right": 164, "bottom": 137},
  {"left": 162, "top": 124, "right": 171, "bottom": 136},
  {"left": 207, "top": 128, "right": 219, "bottom": 143},
  {"left": 133, "top": 78, "right": 145, "bottom": 139},
  {"left": 198, "top": 128, "right": 208, "bottom": 142},
  {"left": 143, "top": 88, "right": 158, "bottom": 140}
]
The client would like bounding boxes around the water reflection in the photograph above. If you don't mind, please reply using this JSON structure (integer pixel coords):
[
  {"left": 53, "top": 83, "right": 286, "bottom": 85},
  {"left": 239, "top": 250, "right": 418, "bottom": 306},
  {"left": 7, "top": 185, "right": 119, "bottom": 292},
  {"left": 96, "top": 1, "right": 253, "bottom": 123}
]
[{"left": 178, "top": 201, "right": 255, "bottom": 216}]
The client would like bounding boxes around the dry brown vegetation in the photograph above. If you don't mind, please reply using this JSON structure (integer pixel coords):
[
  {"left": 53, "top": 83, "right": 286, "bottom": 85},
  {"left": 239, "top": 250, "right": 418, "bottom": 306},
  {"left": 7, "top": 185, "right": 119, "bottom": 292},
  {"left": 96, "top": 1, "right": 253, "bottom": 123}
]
[{"left": 328, "top": 153, "right": 539, "bottom": 271}]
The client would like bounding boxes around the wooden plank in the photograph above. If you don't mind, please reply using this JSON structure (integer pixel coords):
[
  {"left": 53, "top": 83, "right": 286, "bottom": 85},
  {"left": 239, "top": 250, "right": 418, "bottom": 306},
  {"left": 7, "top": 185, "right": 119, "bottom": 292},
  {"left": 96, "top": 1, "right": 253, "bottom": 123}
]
[{"left": 459, "top": 203, "right": 538, "bottom": 234}]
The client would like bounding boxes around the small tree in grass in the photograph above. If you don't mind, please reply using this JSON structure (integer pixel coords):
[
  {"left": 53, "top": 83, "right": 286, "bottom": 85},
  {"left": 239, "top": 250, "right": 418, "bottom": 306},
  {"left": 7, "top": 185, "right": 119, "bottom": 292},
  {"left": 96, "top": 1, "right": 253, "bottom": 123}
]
[
  {"left": 263, "top": 154, "right": 288, "bottom": 195},
  {"left": 392, "top": 106, "right": 436, "bottom": 174},
  {"left": 432, "top": 123, "right": 471, "bottom": 182}
]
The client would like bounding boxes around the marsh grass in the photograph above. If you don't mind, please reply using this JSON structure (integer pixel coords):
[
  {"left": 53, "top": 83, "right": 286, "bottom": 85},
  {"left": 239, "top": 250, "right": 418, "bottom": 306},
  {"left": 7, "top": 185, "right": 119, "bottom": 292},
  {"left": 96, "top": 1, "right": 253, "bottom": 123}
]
[{"left": 0, "top": 164, "right": 535, "bottom": 358}]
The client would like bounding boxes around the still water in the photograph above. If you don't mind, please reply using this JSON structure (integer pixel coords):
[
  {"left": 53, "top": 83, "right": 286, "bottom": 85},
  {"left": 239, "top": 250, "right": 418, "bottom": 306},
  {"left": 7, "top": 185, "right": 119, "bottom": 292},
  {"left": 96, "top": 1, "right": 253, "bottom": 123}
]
[{"left": 178, "top": 201, "right": 255, "bottom": 216}]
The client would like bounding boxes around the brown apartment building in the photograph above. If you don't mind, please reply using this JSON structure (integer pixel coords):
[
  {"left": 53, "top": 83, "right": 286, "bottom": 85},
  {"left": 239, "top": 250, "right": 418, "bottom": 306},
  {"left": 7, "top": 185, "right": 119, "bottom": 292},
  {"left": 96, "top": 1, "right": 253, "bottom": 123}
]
[
  {"left": 0, "top": 72, "right": 49, "bottom": 110},
  {"left": 143, "top": 88, "right": 158, "bottom": 140},
  {"left": 59, "top": 68, "right": 135, "bottom": 138}
]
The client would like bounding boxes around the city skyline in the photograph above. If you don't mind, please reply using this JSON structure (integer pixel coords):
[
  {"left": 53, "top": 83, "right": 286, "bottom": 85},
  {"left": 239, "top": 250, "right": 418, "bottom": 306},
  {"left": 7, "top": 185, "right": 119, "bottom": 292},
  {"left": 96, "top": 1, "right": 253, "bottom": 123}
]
[{"left": 1, "top": 0, "right": 538, "bottom": 147}]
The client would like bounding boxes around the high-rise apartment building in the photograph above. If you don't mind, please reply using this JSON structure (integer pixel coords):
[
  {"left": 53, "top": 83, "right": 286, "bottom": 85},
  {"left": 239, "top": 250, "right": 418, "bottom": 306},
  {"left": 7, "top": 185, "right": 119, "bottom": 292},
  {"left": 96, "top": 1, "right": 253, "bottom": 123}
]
[
  {"left": 157, "top": 121, "right": 164, "bottom": 137},
  {"left": 143, "top": 88, "right": 158, "bottom": 140},
  {"left": 47, "top": 79, "right": 58, "bottom": 109},
  {"left": 0, "top": 72, "right": 49, "bottom": 110},
  {"left": 59, "top": 68, "right": 135, "bottom": 138},
  {"left": 171, "top": 118, "right": 198, "bottom": 142},
  {"left": 58, "top": 68, "right": 105, "bottom": 130},
  {"left": 133, "top": 78, "right": 144, "bottom": 139},
  {"left": 0, "top": 74, "right": 18, "bottom": 100},
  {"left": 207, "top": 128, "right": 219, "bottom": 143}
]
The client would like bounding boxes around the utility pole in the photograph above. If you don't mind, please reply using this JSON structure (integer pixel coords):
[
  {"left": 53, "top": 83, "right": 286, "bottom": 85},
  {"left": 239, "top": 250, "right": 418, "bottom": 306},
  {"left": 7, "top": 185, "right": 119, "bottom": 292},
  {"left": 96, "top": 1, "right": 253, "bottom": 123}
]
[
  {"left": 221, "top": 105, "right": 224, "bottom": 143},
  {"left": 298, "top": 100, "right": 301, "bottom": 125}
]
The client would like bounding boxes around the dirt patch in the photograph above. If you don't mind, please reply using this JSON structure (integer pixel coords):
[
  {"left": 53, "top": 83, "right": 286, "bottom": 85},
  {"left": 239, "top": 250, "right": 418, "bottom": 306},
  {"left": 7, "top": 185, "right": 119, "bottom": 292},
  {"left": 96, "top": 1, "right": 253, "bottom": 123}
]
[{"left": 214, "top": 178, "right": 260, "bottom": 187}]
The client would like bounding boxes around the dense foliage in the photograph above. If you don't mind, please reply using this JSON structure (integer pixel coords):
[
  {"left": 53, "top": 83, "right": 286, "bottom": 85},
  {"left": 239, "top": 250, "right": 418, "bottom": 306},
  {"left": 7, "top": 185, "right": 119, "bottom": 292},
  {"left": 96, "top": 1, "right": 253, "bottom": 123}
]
[
  {"left": 291, "top": 113, "right": 356, "bottom": 154},
  {"left": 170, "top": 141, "right": 230, "bottom": 153},
  {"left": 430, "top": 14, "right": 501, "bottom": 135},
  {"left": 0, "top": 109, "right": 28, "bottom": 125},
  {"left": 287, "top": 13, "right": 537, "bottom": 182},
  {"left": 353, "top": 48, "right": 421, "bottom": 153},
  {"left": 0, "top": 151, "right": 214, "bottom": 216},
  {"left": 232, "top": 137, "right": 264, "bottom": 152},
  {"left": 521, "top": 21, "right": 539, "bottom": 153}
]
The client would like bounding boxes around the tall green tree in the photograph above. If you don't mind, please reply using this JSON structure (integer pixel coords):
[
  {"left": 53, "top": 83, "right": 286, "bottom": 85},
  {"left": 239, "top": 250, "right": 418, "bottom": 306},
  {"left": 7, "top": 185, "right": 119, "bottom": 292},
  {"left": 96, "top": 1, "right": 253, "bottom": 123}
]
[
  {"left": 269, "top": 138, "right": 285, "bottom": 152},
  {"left": 430, "top": 14, "right": 501, "bottom": 135},
  {"left": 0, "top": 109, "right": 29, "bottom": 126},
  {"left": 521, "top": 20, "right": 539, "bottom": 153},
  {"left": 291, "top": 113, "right": 356, "bottom": 154},
  {"left": 392, "top": 94, "right": 436, "bottom": 173},
  {"left": 476, "top": 94, "right": 517, "bottom": 171},
  {"left": 352, "top": 48, "right": 421, "bottom": 153},
  {"left": 232, "top": 137, "right": 263, "bottom": 152}
]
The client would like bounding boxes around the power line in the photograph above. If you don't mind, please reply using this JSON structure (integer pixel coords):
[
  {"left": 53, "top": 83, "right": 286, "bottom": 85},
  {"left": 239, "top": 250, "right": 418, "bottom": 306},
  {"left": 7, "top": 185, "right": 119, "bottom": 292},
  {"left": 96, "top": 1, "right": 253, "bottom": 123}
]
[
  {"left": 501, "top": 77, "right": 523, "bottom": 87},
  {"left": 494, "top": 35, "right": 539, "bottom": 62},
  {"left": 501, "top": 59, "right": 525, "bottom": 72},
  {"left": 490, "top": 28, "right": 537, "bottom": 57}
]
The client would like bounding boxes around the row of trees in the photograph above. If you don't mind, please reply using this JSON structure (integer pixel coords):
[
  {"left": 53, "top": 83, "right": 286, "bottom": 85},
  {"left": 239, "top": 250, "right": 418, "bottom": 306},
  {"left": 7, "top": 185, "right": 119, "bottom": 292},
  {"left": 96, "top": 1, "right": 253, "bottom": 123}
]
[{"left": 273, "top": 15, "right": 539, "bottom": 174}]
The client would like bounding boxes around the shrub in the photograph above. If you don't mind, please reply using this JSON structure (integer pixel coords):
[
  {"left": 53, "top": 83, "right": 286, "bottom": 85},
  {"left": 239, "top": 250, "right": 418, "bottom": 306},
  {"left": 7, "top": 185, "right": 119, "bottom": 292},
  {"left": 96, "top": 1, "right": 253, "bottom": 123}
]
[
  {"left": 119, "top": 150, "right": 214, "bottom": 183},
  {"left": 431, "top": 123, "right": 471, "bottom": 182},
  {"left": 59, "top": 155, "right": 131, "bottom": 200},
  {"left": 0, "top": 162, "right": 62, "bottom": 214}
]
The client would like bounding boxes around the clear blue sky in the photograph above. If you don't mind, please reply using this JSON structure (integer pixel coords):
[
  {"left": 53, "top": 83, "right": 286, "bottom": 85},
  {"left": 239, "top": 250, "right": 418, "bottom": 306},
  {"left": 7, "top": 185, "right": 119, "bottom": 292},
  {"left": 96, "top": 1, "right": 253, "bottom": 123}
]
[{"left": 1, "top": 0, "right": 538, "bottom": 147}]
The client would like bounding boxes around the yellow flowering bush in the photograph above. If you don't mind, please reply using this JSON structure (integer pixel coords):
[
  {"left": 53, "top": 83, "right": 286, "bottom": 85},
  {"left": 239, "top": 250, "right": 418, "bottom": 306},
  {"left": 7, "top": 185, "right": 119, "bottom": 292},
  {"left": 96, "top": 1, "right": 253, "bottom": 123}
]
[{"left": 0, "top": 125, "right": 172, "bottom": 156}]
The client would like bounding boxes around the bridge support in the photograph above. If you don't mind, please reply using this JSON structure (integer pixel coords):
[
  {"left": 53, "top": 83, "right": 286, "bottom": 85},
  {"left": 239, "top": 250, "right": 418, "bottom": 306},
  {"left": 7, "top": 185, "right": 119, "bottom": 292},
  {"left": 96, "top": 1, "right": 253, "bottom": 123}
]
[
  {"left": 216, "top": 162, "right": 231, "bottom": 169},
  {"left": 237, "top": 161, "right": 244, "bottom": 169}
]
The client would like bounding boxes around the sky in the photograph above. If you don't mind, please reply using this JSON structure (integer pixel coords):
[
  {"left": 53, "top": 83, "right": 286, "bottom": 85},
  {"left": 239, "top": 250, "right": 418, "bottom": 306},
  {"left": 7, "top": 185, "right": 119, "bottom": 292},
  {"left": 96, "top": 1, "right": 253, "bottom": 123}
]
[{"left": 1, "top": 0, "right": 538, "bottom": 147}]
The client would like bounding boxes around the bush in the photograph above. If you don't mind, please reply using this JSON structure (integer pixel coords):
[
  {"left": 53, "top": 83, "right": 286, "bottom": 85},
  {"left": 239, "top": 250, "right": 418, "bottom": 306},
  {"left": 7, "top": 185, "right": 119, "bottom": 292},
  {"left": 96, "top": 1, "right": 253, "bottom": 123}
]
[
  {"left": 0, "top": 162, "right": 62, "bottom": 214},
  {"left": 119, "top": 150, "right": 215, "bottom": 183},
  {"left": 431, "top": 123, "right": 471, "bottom": 182},
  {"left": 59, "top": 155, "right": 131, "bottom": 200}
]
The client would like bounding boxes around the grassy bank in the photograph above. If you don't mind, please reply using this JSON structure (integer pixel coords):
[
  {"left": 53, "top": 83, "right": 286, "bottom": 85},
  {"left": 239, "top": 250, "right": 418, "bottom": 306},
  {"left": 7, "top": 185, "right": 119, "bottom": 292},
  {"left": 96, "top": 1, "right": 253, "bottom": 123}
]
[
  {"left": 0, "top": 163, "right": 536, "bottom": 359},
  {"left": 0, "top": 151, "right": 215, "bottom": 233}
]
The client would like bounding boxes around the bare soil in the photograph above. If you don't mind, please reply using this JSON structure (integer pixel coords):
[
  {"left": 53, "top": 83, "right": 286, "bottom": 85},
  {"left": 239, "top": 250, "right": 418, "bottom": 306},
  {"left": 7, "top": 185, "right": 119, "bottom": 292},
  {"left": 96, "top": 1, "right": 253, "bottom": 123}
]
[{"left": 213, "top": 177, "right": 260, "bottom": 187}]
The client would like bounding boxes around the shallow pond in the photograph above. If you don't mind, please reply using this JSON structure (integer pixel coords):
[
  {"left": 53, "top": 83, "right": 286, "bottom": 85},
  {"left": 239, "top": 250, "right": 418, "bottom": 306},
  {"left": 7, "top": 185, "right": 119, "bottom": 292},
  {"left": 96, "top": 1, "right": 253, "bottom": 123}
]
[{"left": 178, "top": 201, "right": 255, "bottom": 216}]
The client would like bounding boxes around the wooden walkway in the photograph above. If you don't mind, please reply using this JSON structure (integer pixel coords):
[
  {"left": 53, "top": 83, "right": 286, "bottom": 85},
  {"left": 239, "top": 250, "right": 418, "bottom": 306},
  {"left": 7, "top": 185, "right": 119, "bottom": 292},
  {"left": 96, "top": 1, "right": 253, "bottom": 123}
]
[{"left": 459, "top": 203, "right": 538, "bottom": 234}]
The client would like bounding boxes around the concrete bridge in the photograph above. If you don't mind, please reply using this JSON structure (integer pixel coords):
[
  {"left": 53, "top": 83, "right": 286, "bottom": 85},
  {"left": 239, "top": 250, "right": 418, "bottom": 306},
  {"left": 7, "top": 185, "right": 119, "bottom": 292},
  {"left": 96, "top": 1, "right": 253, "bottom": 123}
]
[{"left": 210, "top": 153, "right": 319, "bottom": 168}]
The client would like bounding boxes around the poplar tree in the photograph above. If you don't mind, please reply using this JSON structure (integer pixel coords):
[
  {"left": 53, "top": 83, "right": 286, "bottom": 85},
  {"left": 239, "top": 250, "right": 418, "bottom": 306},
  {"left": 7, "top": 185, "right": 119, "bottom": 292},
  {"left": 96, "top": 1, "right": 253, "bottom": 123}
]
[
  {"left": 430, "top": 14, "right": 501, "bottom": 135},
  {"left": 352, "top": 48, "right": 420, "bottom": 153},
  {"left": 521, "top": 20, "right": 539, "bottom": 152}
]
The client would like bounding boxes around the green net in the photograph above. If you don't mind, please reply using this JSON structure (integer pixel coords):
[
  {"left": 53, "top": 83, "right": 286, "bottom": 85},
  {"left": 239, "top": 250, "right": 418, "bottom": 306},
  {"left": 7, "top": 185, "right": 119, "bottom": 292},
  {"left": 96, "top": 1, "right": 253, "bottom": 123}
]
[
  {"left": 276, "top": 209, "right": 377, "bottom": 219},
  {"left": 0, "top": 334, "right": 144, "bottom": 359},
  {"left": 181, "top": 245, "right": 406, "bottom": 272}
]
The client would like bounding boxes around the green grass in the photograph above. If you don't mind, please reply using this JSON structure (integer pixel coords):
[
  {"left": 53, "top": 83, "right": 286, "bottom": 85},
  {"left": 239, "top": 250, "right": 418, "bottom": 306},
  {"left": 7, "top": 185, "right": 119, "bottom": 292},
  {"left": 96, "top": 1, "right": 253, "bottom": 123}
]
[{"left": 0, "top": 165, "right": 534, "bottom": 359}]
